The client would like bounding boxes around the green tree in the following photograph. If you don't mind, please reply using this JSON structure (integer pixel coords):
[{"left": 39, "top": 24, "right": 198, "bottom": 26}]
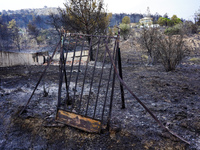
[
  {"left": 113, "top": 25, "right": 118, "bottom": 35},
  {"left": 157, "top": 17, "right": 166, "bottom": 26},
  {"left": 122, "top": 16, "right": 130, "bottom": 24},
  {"left": 171, "top": 15, "right": 182, "bottom": 25},
  {"left": 158, "top": 17, "right": 172, "bottom": 26},
  {"left": 59, "top": 0, "right": 112, "bottom": 60},
  {"left": 108, "top": 27, "right": 113, "bottom": 36},
  {"left": 8, "top": 19, "right": 21, "bottom": 50},
  {"left": 158, "top": 16, "right": 180, "bottom": 27},
  {"left": 119, "top": 23, "right": 131, "bottom": 40}
]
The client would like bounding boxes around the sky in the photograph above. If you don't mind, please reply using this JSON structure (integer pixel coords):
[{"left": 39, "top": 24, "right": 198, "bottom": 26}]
[{"left": 0, "top": 0, "right": 199, "bottom": 21}]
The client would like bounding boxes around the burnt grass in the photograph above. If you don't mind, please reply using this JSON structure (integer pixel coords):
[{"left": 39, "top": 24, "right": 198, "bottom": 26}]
[{"left": 0, "top": 39, "right": 200, "bottom": 149}]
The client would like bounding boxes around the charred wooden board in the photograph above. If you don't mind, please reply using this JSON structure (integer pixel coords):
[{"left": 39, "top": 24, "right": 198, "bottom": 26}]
[{"left": 56, "top": 109, "right": 101, "bottom": 133}]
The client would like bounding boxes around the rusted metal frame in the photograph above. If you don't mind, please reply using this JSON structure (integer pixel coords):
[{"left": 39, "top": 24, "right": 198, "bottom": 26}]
[
  {"left": 77, "top": 35, "right": 93, "bottom": 115},
  {"left": 70, "top": 37, "right": 85, "bottom": 112},
  {"left": 106, "top": 40, "right": 118, "bottom": 129},
  {"left": 100, "top": 38, "right": 117, "bottom": 128},
  {"left": 92, "top": 38, "right": 107, "bottom": 119},
  {"left": 69, "top": 33, "right": 118, "bottom": 39},
  {"left": 57, "top": 36, "right": 65, "bottom": 108},
  {"left": 105, "top": 44, "right": 190, "bottom": 145},
  {"left": 85, "top": 37, "right": 101, "bottom": 116},
  {"left": 64, "top": 35, "right": 71, "bottom": 108},
  {"left": 18, "top": 40, "right": 61, "bottom": 115}
]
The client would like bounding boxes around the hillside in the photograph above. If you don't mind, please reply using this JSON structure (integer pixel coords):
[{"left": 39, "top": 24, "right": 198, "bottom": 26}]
[{"left": 0, "top": 7, "right": 162, "bottom": 28}]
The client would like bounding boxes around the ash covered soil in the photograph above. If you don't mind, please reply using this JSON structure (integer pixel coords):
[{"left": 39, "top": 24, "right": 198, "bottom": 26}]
[{"left": 0, "top": 35, "right": 200, "bottom": 149}]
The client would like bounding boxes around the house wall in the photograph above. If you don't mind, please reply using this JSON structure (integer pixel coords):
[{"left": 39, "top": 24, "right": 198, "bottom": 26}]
[
  {"left": 0, "top": 51, "right": 45, "bottom": 67},
  {"left": 0, "top": 50, "right": 89, "bottom": 67}
]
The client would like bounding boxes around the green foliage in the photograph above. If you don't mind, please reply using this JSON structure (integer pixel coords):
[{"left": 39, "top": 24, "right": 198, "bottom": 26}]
[
  {"left": 36, "top": 35, "right": 45, "bottom": 45},
  {"left": 122, "top": 16, "right": 130, "bottom": 24},
  {"left": 8, "top": 19, "right": 17, "bottom": 29},
  {"left": 157, "top": 17, "right": 172, "bottom": 26},
  {"left": 108, "top": 27, "right": 113, "bottom": 37},
  {"left": 189, "top": 57, "right": 200, "bottom": 63},
  {"left": 8, "top": 19, "right": 21, "bottom": 50},
  {"left": 171, "top": 15, "right": 182, "bottom": 25},
  {"left": 158, "top": 15, "right": 182, "bottom": 27},
  {"left": 59, "top": 0, "right": 111, "bottom": 60},
  {"left": 113, "top": 25, "right": 118, "bottom": 35},
  {"left": 60, "top": 0, "right": 111, "bottom": 35},
  {"left": 165, "top": 21, "right": 198, "bottom": 35},
  {"left": 164, "top": 26, "right": 181, "bottom": 35},
  {"left": 119, "top": 23, "right": 131, "bottom": 40}
]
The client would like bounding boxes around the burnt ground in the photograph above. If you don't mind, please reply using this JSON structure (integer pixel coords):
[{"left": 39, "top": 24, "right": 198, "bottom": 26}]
[{"left": 0, "top": 35, "right": 200, "bottom": 149}]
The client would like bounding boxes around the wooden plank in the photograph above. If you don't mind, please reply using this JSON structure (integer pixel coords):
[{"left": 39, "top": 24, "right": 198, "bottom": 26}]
[{"left": 56, "top": 109, "right": 101, "bottom": 133}]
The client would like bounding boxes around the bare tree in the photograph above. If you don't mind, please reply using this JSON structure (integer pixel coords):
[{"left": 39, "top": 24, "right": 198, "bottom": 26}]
[
  {"left": 139, "top": 27, "right": 160, "bottom": 65},
  {"left": 157, "top": 33, "right": 187, "bottom": 71},
  {"left": 138, "top": 27, "right": 188, "bottom": 71}
]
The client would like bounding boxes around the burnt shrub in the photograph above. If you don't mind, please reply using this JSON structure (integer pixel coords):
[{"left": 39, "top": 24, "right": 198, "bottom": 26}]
[
  {"left": 156, "top": 34, "right": 188, "bottom": 71},
  {"left": 138, "top": 27, "right": 188, "bottom": 71}
]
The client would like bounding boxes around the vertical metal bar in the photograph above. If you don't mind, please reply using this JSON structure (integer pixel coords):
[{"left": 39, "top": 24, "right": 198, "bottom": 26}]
[
  {"left": 57, "top": 36, "right": 65, "bottom": 108},
  {"left": 107, "top": 39, "right": 118, "bottom": 129},
  {"left": 67, "top": 35, "right": 78, "bottom": 111},
  {"left": 116, "top": 30, "right": 125, "bottom": 109},
  {"left": 68, "top": 35, "right": 78, "bottom": 84},
  {"left": 85, "top": 37, "right": 101, "bottom": 116},
  {"left": 70, "top": 37, "right": 85, "bottom": 111},
  {"left": 100, "top": 38, "right": 117, "bottom": 127},
  {"left": 93, "top": 39, "right": 107, "bottom": 118},
  {"left": 117, "top": 48, "right": 125, "bottom": 109},
  {"left": 64, "top": 35, "right": 71, "bottom": 108},
  {"left": 78, "top": 35, "right": 93, "bottom": 115}
]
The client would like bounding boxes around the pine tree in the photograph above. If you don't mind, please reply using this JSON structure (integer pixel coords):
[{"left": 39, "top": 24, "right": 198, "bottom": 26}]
[{"left": 59, "top": 0, "right": 112, "bottom": 60}]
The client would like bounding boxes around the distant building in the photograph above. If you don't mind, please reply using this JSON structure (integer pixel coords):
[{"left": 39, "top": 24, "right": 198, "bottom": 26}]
[
  {"left": 139, "top": 7, "right": 153, "bottom": 28},
  {"left": 130, "top": 23, "right": 138, "bottom": 28},
  {"left": 139, "top": 17, "right": 153, "bottom": 27}
]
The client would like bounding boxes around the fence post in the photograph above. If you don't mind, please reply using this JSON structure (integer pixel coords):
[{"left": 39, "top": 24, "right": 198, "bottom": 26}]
[{"left": 117, "top": 30, "right": 125, "bottom": 109}]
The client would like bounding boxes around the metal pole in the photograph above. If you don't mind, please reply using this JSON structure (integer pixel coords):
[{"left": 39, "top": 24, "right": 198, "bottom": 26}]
[
  {"left": 117, "top": 47, "right": 125, "bottom": 109},
  {"left": 107, "top": 40, "right": 117, "bottom": 130},
  {"left": 116, "top": 29, "right": 125, "bottom": 109},
  {"left": 57, "top": 35, "right": 65, "bottom": 108}
]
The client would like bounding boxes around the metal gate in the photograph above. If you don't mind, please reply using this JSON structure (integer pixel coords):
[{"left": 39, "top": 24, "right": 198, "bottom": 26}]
[
  {"left": 55, "top": 33, "right": 125, "bottom": 133},
  {"left": 18, "top": 32, "right": 190, "bottom": 144}
]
